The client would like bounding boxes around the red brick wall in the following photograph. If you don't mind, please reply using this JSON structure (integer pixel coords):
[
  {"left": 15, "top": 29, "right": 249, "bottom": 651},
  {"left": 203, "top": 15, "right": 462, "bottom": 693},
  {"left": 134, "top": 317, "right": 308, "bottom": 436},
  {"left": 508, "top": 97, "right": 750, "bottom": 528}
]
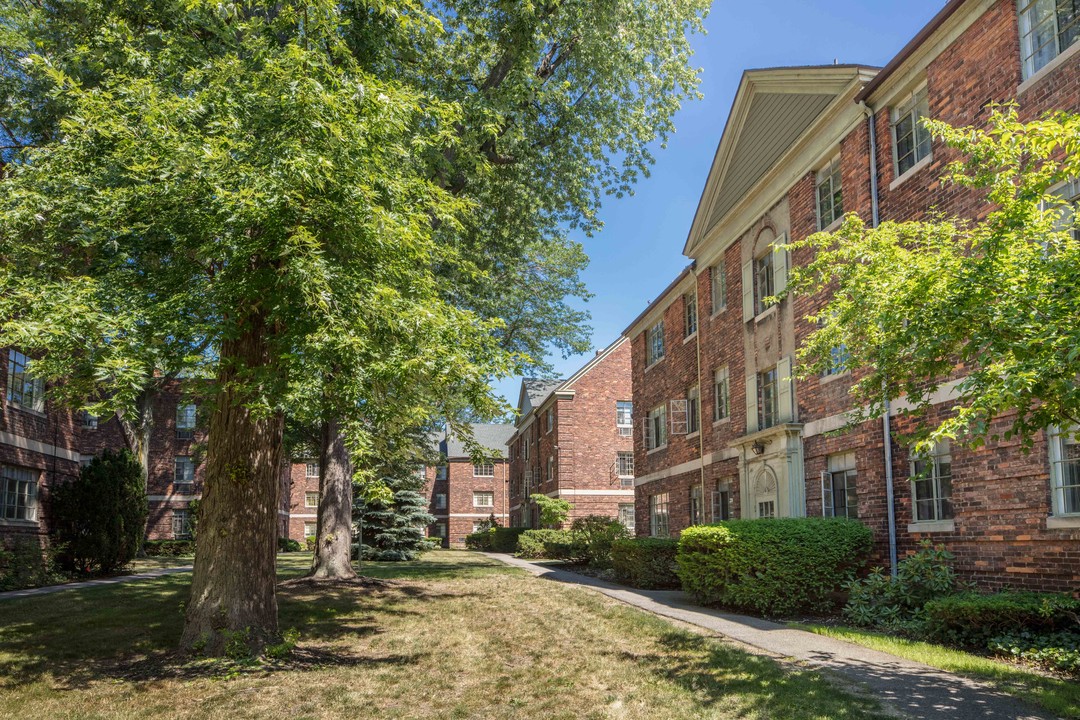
[{"left": 428, "top": 458, "right": 509, "bottom": 546}]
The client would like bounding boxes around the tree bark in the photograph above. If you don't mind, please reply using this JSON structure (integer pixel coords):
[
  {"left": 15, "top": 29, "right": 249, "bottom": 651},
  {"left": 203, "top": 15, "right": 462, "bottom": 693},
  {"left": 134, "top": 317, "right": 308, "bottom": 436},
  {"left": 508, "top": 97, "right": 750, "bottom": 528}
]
[
  {"left": 180, "top": 311, "right": 283, "bottom": 655},
  {"left": 309, "top": 417, "right": 356, "bottom": 579}
]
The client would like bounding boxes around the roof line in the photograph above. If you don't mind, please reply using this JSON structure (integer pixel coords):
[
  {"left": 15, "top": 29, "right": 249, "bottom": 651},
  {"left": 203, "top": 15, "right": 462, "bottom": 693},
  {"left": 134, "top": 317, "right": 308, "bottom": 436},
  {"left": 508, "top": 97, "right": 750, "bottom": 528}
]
[{"left": 621, "top": 263, "right": 695, "bottom": 338}]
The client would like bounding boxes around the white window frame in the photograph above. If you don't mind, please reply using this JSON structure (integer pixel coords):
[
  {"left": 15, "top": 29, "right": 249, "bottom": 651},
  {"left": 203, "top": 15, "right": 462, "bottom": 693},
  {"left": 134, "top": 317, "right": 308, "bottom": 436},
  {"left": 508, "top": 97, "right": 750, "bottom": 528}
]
[
  {"left": 473, "top": 463, "right": 495, "bottom": 478},
  {"left": 546, "top": 408, "right": 554, "bottom": 433},
  {"left": 684, "top": 290, "right": 698, "bottom": 338},
  {"left": 174, "top": 455, "right": 196, "bottom": 485},
  {"left": 1019, "top": 0, "right": 1080, "bottom": 79},
  {"left": 473, "top": 491, "right": 494, "bottom": 508},
  {"left": 690, "top": 485, "right": 703, "bottom": 525},
  {"left": 176, "top": 403, "right": 196, "bottom": 440},
  {"left": 713, "top": 367, "right": 730, "bottom": 422},
  {"left": 710, "top": 482, "right": 730, "bottom": 523},
  {"left": 822, "top": 453, "right": 858, "bottom": 519},
  {"left": 645, "top": 404, "right": 668, "bottom": 451},
  {"left": 891, "top": 85, "right": 931, "bottom": 179},
  {"left": 6, "top": 349, "right": 45, "bottom": 413},
  {"left": 1049, "top": 427, "right": 1080, "bottom": 517},
  {"left": 711, "top": 260, "right": 727, "bottom": 313},
  {"left": 618, "top": 503, "right": 636, "bottom": 533},
  {"left": 305, "top": 462, "right": 319, "bottom": 478},
  {"left": 616, "top": 451, "right": 634, "bottom": 478},
  {"left": 757, "top": 366, "right": 779, "bottom": 431},
  {"left": 616, "top": 400, "right": 633, "bottom": 436},
  {"left": 649, "top": 493, "right": 670, "bottom": 538},
  {"left": 646, "top": 320, "right": 665, "bottom": 366},
  {"left": 304, "top": 521, "right": 317, "bottom": 538},
  {"left": 81, "top": 411, "right": 99, "bottom": 430},
  {"left": 910, "top": 440, "right": 953, "bottom": 523},
  {"left": 686, "top": 386, "right": 700, "bottom": 435},
  {"left": 753, "top": 252, "right": 775, "bottom": 317},
  {"left": 172, "top": 509, "right": 192, "bottom": 539},
  {"left": 305, "top": 491, "right": 319, "bottom": 509},
  {"left": 816, "top": 158, "right": 843, "bottom": 230},
  {"left": 0, "top": 464, "right": 38, "bottom": 522}
]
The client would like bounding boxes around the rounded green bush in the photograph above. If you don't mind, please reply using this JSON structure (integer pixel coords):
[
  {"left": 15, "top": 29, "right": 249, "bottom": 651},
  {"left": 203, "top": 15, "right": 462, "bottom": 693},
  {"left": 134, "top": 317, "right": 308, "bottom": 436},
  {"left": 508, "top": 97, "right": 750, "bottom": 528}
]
[{"left": 611, "top": 537, "right": 680, "bottom": 589}]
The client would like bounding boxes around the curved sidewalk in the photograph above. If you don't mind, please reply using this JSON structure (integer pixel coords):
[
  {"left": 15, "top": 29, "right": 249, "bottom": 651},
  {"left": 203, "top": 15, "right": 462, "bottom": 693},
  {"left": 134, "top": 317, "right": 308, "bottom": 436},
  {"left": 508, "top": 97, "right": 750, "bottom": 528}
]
[
  {"left": 0, "top": 566, "right": 192, "bottom": 601},
  {"left": 485, "top": 553, "right": 1058, "bottom": 720}
]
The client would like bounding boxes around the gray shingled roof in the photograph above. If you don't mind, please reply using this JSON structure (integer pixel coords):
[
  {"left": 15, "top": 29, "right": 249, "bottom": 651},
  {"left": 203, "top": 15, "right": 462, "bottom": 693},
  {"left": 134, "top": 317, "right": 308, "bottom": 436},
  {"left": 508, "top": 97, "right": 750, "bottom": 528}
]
[
  {"left": 523, "top": 377, "right": 564, "bottom": 406},
  {"left": 440, "top": 423, "right": 515, "bottom": 458}
]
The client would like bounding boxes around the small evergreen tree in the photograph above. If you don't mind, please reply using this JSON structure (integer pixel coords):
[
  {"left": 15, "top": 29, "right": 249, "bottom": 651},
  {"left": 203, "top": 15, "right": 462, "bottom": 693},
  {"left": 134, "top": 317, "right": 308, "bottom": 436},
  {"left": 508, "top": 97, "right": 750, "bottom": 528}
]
[
  {"left": 357, "top": 472, "right": 436, "bottom": 561},
  {"left": 49, "top": 450, "right": 147, "bottom": 574}
]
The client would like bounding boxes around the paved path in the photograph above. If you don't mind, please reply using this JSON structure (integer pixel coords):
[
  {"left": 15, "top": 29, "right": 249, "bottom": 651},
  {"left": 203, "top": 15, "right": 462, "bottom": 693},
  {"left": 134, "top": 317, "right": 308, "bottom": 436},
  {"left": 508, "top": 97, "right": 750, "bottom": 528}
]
[
  {"left": 486, "top": 553, "right": 1059, "bottom": 720},
  {"left": 0, "top": 566, "right": 192, "bottom": 601}
]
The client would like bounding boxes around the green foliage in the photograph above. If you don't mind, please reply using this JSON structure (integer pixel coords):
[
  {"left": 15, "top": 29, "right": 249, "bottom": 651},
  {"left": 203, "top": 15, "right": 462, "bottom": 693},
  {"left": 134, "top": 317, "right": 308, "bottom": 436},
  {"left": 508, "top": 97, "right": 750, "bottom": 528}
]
[
  {"left": 49, "top": 450, "right": 147, "bottom": 574},
  {"left": 142, "top": 539, "right": 196, "bottom": 557},
  {"left": 305, "top": 536, "right": 317, "bottom": 553},
  {"left": 265, "top": 628, "right": 302, "bottom": 661},
  {"left": 464, "top": 526, "right": 527, "bottom": 552},
  {"left": 924, "top": 591, "right": 1080, "bottom": 648},
  {"left": 570, "top": 515, "right": 630, "bottom": 568},
  {"left": 277, "top": 538, "right": 302, "bottom": 553},
  {"left": 785, "top": 108, "right": 1080, "bottom": 450},
  {"left": 515, "top": 529, "right": 582, "bottom": 561},
  {"left": 0, "top": 537, "right": 65, "bottom": 591},
  {"left": 844, "top": 542, "right": 959, "bottom": 631},
  {"left": 989, "top": 630, "right": 1080, "bottom": 676},
  {"left": 357, "top": 466, "right": 436, "bottom": 561},
  {"left": 610, "top": 538, "right": 680, "bottom": 589},
  {"left": 530, "top": 494, "right": 571, "bottom": 527},
  {"left": 677, "top": 519, "right": 873, "bottom": 616}
]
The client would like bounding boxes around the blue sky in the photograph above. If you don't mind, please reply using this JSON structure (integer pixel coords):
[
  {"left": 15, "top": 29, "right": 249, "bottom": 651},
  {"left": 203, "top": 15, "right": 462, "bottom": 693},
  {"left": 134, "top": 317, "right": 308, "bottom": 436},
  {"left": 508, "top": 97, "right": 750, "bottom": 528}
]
[{"left": 492, "top": 0, "right": 947, "bottom": 407}]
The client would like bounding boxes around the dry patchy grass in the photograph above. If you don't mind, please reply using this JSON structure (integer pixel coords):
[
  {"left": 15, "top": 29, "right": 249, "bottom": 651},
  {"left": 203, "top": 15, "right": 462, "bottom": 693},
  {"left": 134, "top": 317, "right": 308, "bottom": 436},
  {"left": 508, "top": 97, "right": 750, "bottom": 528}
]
[{"left": 0, "top": 551, "right": 881, "bottom": 719}]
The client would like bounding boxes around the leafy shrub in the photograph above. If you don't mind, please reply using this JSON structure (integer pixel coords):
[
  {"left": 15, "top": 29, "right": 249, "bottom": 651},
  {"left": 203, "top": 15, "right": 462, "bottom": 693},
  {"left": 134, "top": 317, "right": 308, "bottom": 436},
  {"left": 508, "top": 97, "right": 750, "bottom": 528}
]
[
  {"left": 989, "top": 630, "right": 1080, "bottom": 675},
  {"left": 530, "top": 494, "right": 571, "bottom": 527},
  {"left": 611, "top": 537, "right": 680, "bottom": 589},
  {"left": 142, "top": 539, "right": 196, "bottom": 557},
  {"left": 305, "top": 535, "right": 316, "bottom": 552},
  {"left": 49, "top": 450, "right": 148, "bottom": 574},
  {"left": 465, "top": 527, "right": 528, "bottom": 552},
  {"left": 570, "top": 515, "right": 630, "bottom": 568},
  {"left": 678, "top": 518, "right": 873, "bottom": 616},
  {"left": 278, "top": 537, "right": 302, "bottom": 552},
  {"left": 923, "top": 591, "right": 1080, "bottom": 648},
  {"left": 844, "top": 541, "right": 958, "bottom": 631},
  {"left": 0, "top": 537, "right": 65, "bottom": 590},
  {"left": 515, "top": 529, "right": 582, "bottom": 560},
  {"left": 464, "top": 529, "right": 494, "bottom": 551}
]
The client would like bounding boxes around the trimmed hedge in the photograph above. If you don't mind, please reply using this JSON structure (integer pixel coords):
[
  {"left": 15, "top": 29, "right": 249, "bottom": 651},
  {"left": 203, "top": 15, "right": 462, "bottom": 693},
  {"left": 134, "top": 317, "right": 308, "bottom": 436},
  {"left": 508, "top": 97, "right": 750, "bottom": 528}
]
[
  {"left": 516, "top": 529, "right": 581, "bottom": 560},
  {"left": 278, "top": 537, "right": 302, "bottom": 552},
  {"left": 611, "top": 537, "right": 680, "bottom": 589},
  {"left": 924, "top": 591, "right": 1080, "bottom": 648},
  {"left": 677, "top": 518, "right": 873, "bottom": 616},
  {"left": 464, "top": 527, "right": 529, "bottom": 552},
  {"left": 142, "top": 539, "right": 195, "bottom": 557}
]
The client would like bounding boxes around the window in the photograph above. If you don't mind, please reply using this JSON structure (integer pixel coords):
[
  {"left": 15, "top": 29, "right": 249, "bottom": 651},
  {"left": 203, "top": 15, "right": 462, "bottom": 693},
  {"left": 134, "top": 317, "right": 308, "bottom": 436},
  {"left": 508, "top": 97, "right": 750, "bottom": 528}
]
[
  {"left": 686, "top": 386, "right": 700, "bottom": 434},
  {"left": 891, "top": 86, "right": 931, "bottom": 178},
  {"left": 1019, "top": 0, "right": 1080, "bottom": 79},
  {"left": 823, "top": 453, "right": 858, "bottom": 519},
  {"left": 616, "top": 451, "right": 634, "bottom": 478},
  {"left": 1049, "top": 428, "right": 1080, "bottom": 516},
  {"left": 473, "top": 491, "right": 494, "bottom": 508},
  {"left": 174, "top": 456, "right": 196, "bottom": 485},
  {"left": 304, "top": 521, "right": 317, "bottom": 538},
  {"left": 711, "top": 260, "right": 727, "bottom": 313},
  {"left": 816, "top": 158, "right": 843, "bottom": 230},
  {"left": 711, "top": 483, "right": 730, "bottom": 522},
  {"left": 618, "top": 503, "right": 636, "bottom": 533},
  {"left": 79, "top": 454, "right": 94, "bottom": 468},
  {"left": 305, "top": 462, "right": 319, "bottom": 478},
  {"left": 821, "top": 320, "right": 850, "bottom": 377},
  {"left": 546, "top": 408, "right": 554, "bottom": 433},
  {"left": 435, "top": 493, "right": 447, "bottom": 510},
  {"left": 473, "top": 463, "right": 494, "bottom": 477},
  {"left": 754, "top": 252, "right": 775, "bottom": 316},
  {"left": 714, "top": 367, "right": 730, "bottom": 421},
  {"left": 1049, "top": 179, "right": 1080, "bottom": 241},
  {"left": 910, "top": 440, "right": 953, "bottom": 523},
  {"left": 6, "top": 350, "right": 44, "bottom": 412},
  {"left": 81, "top": 411, "right": 99, "bottom": 430},
  {"left": 546, "top": 456, "right": 554, "bottom": 483},
  {"left": 684, "top": 291, "right": 698, "bottom": 337},
  {"left": 616, "top": 401, "right": 633, "bottom": 436},
  {"left": 0, "top": 465, "right": 37, "bottom": 521},
  {"left": 172, "top": 509, "right": 192, "bottom": 539},
  {"left": 645, "top": 404, "right": 667, "bottom": 451},
  {"left": 690, "top": 485, "right": 703, "bottom": 525},
  {"left": 757, "top": 500, "right": 776, "bottom": 519},
  {"left": 646, "top": 320, "right": 665, "bottom": 366},
  {"left": 431, "top": 523, "right": 447, "bottom": 538},
  {"left": 758, "top": 367, "right": 779, "bottom": 430},
  {"left": 176, "top": 403, "right": 196, "bottom": 440},
  {"left": 649, "top": 493, "right": 670, "bottom": 537},
  {"left": 305, "top": 491, "right": 319, "bottom": 508},
  {"left": 437, "top": 465, "right": 448, "bottom": 480}
]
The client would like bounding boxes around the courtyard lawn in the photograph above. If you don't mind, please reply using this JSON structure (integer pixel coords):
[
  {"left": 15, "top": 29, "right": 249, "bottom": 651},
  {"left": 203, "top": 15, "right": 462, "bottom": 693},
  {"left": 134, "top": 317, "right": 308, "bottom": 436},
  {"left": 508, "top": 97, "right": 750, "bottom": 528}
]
[
  {"left": 0, "top": 551, "right": 883, "bottom": 720},
  {"left": 792, "top": 623, "right": 1080, "bottom": 719}
]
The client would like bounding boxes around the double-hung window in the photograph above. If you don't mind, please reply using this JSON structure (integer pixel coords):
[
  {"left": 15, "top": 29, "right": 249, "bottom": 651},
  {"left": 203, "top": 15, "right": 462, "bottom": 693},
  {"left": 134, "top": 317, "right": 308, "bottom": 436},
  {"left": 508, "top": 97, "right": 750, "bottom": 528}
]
[
  {"left": 473, "top": 491, "right": 494, "bottom": 508},
  {"left": 6, "top": 350, "right": 44, "bottom": 413},
  {"left": 176, "top": 404, "right": 196, "bottom": 440},
  {"left": 434, "top": 493, "right": 447, "bottom": 510},
  {"left": 754, "top": 253, "right": 775, "bottom": 316},
  {"left": 305, "top": 491, "right": 319, "bottom": 508},
  {"left": 823, "top": 453, "right": 858, "bottom": 519},
  {"left": 646, "top": 320, "right": 665, "bottom": 366},
  {"left": 174, "top": 456, "right": 196, "bottom": 485},
  {"left": 757, "top": 367, "right": 779, "bottom": 431},
  {"left": 686, "top": 386, "right": 700, "bottom": 434},
  {"left": 645, "top": 404, "right": 667, "bottom": 451},
  {"left": 616, "top": 451, "right": 634, "bottom": 479},
  {"left": 172, "top": 509, "right": 192, "bottom": 539},
  {"left": 892, "top": 86, "right": 931, "bottom": 178},
  {"left": 910, "top": 441, "right": 953, "bottom": 523},
  {"left": 81, "top": 411, "right": 99, "bottom": 430},
  {"left": 616, "top": 401, "right": 633, "bottom": 436},
  {"left": 305, "top": 462, "right": 320, "bottom": 479},
  {"left": 816, "top": 158, "right": 843, "bottom": 230},
  {"left": 1019, "top": 0, "right": 1080, "bottom": 79},
  {"left": 0, "top": 465, "right": 37, "bottom": 521},
  {"left": 711, "top": 482, "right": 730, "bottom": 522},
  {"left": 684, "top": 291, "right": 698, "bottom": 337},
  {"left": 711, "top": 260, "right": 727, "bottom": 313},
  {"left": 618, "top": 503, "right": 635, "bottom": 533},
  {"left": 649, "top": 493, "right": 670, "bottom": 537},
  {"left": 473, "top": 463, "right": 494, "bottom": 478},
  {"left": 1049, "top": 427, "right": 1080, "bottom": 517},
  {"left": 546, "top": 408, "right": 554, "bottom": 433},
  {"left": 714, "top": 367, "right": 730, "bottom": 421},
  {"left": 690, "top": 485, "right": 703, "bottom": 525}
]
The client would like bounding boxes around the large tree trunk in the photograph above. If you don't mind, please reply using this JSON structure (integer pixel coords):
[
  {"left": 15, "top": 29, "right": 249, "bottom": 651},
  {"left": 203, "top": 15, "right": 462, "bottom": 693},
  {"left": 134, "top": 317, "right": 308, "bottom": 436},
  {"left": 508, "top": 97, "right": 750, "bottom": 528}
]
[
  {"left": 180, "top": 313, "right": 283, "bottom": 655},
  {"left": 309, "top": 417, "right": 356, "bottom": 579}
]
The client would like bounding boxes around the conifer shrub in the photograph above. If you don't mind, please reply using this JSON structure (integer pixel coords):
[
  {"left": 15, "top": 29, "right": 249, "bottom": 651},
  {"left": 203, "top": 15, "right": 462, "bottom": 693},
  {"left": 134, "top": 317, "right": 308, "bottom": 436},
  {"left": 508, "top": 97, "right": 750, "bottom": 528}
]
[
  {"left": 610, "top": 537, "right": 680, "bottom": 589},
  {"left": 677, "top": 518, "right": 873, "bottom": 616}
]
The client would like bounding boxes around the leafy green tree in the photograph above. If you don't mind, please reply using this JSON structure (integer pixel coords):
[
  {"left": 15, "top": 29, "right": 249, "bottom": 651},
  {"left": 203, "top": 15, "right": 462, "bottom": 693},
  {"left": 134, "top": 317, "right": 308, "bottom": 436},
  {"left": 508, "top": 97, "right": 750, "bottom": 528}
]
[
  {"left": 49, "top": 450, "right": 147, "bottom": 574},
  {"left": 786, "top": 107, "right": 1080, "bottom": 451},
  {"left": 531, "top": 493, "right": 572, "bottom": 528}
]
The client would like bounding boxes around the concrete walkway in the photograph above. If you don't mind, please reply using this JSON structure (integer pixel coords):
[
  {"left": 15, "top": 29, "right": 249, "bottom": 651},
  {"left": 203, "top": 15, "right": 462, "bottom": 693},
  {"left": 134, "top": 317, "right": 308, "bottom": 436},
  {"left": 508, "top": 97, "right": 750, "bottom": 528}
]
[
  {"left": 486, "top": 553, "right": 1059, "bottom": 720},
  {"left": 0, "top": 566, "right": 192, "bottom": 601}
]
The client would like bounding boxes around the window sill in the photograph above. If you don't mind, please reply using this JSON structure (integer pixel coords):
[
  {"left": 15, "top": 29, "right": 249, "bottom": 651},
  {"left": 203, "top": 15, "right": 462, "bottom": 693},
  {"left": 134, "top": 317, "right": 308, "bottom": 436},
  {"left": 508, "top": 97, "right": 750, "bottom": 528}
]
[
  {"left": 686, "top": 431, "right": 700, "bottom": 441},
  {"left": 710, "top": 306, "right": 728, "bottom": 320},
  {"left": 1018, "top": 41, "right": 1080, "bottom": 96},
  {"left": 713, "top": 417, "right": 731, "bottom": 427},
  {"left": 889, "top": 152, "right": 933, "bottom": 191},
  {"left": 0, "top": 518, "right": 39, "bottom": 527},
  {"left": 644, "top": 356, "right": 666, "bottom": 372},
  {"left": 6, "top": 402, "right": 46, "bottom": 418},
  {"left": 817, "top": 217, "right": 843, "bottom": 234},
  {"left": 1046, "top": 515, "right": 1080, "bottom": 530},
  {"left": 820, "top": 370, "right": 852, "bottom": 385},
  {"left": 907, "top": 519, "right": 955, "bottom": 534},
  {"left": 682, "top": 332, "right": 697, "bottom": 345},
  {"left": 646, "top": 444, "right": 668, "bottom": 456},
  {"left": 752, "top": 304, "right": 778, "bottom": 324}
]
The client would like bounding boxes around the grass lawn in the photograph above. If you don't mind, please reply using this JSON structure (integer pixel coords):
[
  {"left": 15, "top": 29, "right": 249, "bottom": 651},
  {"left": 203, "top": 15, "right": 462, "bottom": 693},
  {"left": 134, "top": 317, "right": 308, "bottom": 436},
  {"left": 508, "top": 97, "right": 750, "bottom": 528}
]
[
  {"left": 793, "top": 623, "right": 1080, "bottom": 719},
  {"left": 125, "top": 555, "right": 196, "bottom": 573},
  {"left": 0, "top": 551, "right": 885, "bottom": 719}
]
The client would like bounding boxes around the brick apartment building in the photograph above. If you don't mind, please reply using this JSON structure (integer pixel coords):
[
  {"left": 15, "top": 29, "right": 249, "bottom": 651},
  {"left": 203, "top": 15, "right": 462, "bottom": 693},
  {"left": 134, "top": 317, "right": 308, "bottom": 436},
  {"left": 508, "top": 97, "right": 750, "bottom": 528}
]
[
  {"left": 283, "top": 459, "right": 322, "bottom": 543},
  {"left": 421, "top": 424, "right": 514, "bottom": 547},
  {"left": 628, "top": 0, "right": 1080, "bottom": 591},
  {"left": 506, "top": 337, "right": 636, "bottom": 530}
]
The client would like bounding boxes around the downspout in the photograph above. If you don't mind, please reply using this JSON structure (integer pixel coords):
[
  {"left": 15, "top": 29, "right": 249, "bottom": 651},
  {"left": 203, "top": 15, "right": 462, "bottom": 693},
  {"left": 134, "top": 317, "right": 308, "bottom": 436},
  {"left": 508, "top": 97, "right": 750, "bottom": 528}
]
[
  {"left": 861, "top": 100, "right": 899, "bottom": 578},
  {"left": 695, "top": 276, "right": 708, "bottom": 524}
]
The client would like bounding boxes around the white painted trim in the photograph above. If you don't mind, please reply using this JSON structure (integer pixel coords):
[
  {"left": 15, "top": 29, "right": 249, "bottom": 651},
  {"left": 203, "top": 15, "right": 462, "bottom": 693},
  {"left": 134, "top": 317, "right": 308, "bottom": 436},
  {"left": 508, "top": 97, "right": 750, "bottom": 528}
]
[
  {"left": 290, "top": 513, "right": 317, "bottom": 519},
  {"left": 147, "top": 494, "right": 202, "bottom": 502},
  {"left": 1018, "top": 39, "right": 1080, "bottom": 95},
  {"left": 1046, "top": 515, "right": 1080, "bottom": 530},
  {"left": 447, "top": 513, "right": 509, "bottom": 518},
  {"left": 0, "top": 430, "right": 80, "bottom": 462},
  {"left": 552, "top": 489, "right": 636, "bottom": 497},
  {"left": 888, "top": 151, "right": 934, "bottom": 191}
]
